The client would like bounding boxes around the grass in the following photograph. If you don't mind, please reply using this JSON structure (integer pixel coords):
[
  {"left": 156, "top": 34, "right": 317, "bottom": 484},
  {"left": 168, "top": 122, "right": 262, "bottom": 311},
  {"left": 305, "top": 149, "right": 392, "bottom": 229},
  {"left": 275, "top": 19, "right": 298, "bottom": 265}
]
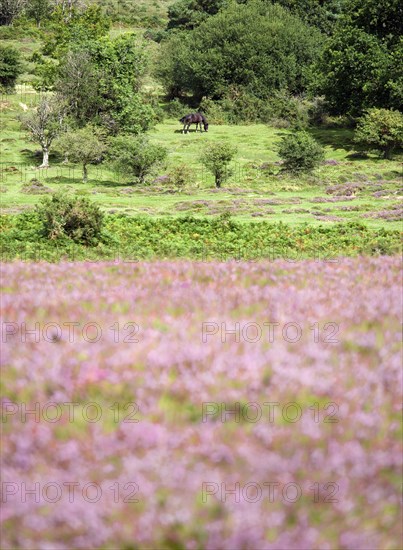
[{"left": 1, "top": 91, "right": 402, "bottom": 229}]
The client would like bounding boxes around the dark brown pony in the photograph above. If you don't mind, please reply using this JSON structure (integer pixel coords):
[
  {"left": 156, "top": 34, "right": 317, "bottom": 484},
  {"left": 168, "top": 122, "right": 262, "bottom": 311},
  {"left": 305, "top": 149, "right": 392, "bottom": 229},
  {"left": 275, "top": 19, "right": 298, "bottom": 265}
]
[{"left": 179, "top": 112, "right": 209, "bottom": 133}]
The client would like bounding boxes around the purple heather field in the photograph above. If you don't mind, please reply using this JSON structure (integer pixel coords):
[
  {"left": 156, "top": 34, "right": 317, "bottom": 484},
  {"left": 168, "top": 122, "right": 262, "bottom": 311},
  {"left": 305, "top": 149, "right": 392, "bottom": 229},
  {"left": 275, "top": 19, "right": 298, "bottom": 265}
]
[{"left": 1, "top": 257, "right": 402, "bottom": 549}]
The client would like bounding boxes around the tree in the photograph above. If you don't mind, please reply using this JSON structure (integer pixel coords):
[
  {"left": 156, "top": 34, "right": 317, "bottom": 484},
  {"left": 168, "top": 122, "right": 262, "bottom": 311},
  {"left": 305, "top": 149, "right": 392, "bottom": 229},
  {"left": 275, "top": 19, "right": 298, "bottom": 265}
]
[
  {"left": 158, "top": 1, "right": 323, "bottom": 101},
  {"left": 311, "top": 27, "right": 391, "bottom": 116},
  {"left": 278, "top": 131, "right": 324, "bottom": 173},
  {"left": 55, "top": 34, "right": 155, "bottom": 134},
  {"left": 26, "top": 0, "right": 52, "bottom": 27},
  {"left": 55, "top": 48, "right": 100, "bottom": 124},
  {"left": 0, "top": 44, "right": 23, "bottom": 92},
  {"left": 310, "top": 0, "right": 403, "bottom": 116},
  {"left": 55, "top": 125, "right": 107, "bottom": 182},
  {"left": 19, "top": 97, "right": 66, "bottom": 167},
  {"left": 109, "top": 136, "right": 167, "bottom": 183},
  {"left": 354, "top": 108, "right": 403, "bottom": 159},
  {"left": 0, "top": 0, "right": 26, "bottom": 25},
  {"left": 200, "top": 142, "right": 237, "bottom": 188}
]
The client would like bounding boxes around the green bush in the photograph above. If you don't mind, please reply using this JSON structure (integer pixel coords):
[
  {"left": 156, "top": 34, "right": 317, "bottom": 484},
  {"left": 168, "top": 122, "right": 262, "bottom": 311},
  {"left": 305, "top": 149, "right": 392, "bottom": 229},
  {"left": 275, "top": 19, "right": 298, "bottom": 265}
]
[
  {"left": 109, "top": 136, "right": 167, "bottom": 183},
  {"left": 35, "top": 193, "right": 104, "bottom": 245},
  {"left": 201, "top": 142, "right": 237, "bottom": 188},
  {"left": 0, "top": 45, "right": 23, "bottom": 92},
  {"left": 354, "top": 108, "right": 403, "bottom": 159},
  {"left": 279, "top": 131, "right": 324, "bottom": 173}
]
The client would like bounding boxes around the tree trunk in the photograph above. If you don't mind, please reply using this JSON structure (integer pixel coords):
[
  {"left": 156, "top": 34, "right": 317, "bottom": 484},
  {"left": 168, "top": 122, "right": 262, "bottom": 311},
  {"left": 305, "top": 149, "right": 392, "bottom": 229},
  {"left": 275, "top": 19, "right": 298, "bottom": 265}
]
[
  {"left": 215, "top": 175, "right": 221, "bottom": 188},
  {"left": 40, "top": 148, "right": 49, "bottom": 168},
  {"left": 83, "top": 164, "right": 88, "bottom": 183}
]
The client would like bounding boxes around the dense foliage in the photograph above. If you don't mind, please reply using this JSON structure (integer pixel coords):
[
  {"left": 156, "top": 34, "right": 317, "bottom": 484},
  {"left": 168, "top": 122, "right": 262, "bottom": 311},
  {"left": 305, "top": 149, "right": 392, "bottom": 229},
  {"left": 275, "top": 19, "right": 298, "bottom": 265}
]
[
  {"left": 279, "top": 131, "right": 324, "bottom": 173},
  {"left": 354, "top": 108, "right": 403, "bottom": 159},
  {"left": 54, "top": 34, "right": 155, "bottom": 134},
  {"left": 157, "top": 1, "right": 323, "bottom": 101},
  {"left": 1, "top": 213, "right": 401, "bottom": 261},
  {"left": 34, "top": 192, "right": 104, "bottom": 244},
  {"left": 311, "top": 0, "right": 403, "bottom": 115},
  {"left": 0, "top": 44, "right": 22, "bottom": 91}
]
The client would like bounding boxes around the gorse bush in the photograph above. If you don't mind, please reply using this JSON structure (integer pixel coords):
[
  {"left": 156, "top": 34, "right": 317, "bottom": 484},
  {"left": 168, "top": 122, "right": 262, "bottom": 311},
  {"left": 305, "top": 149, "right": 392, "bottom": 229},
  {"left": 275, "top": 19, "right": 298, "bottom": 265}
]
[
  {"left": 279, "top": 131, "right": 324, "bottom": 173},
  {"left": 168, "top": 164, "right": 193, "bottom": 190},
  {"left": 354, "top": 108, "right": 403, "bottom": 159},
  {"left": 35, "top": 193, "right": 104, "bottom": 245}
]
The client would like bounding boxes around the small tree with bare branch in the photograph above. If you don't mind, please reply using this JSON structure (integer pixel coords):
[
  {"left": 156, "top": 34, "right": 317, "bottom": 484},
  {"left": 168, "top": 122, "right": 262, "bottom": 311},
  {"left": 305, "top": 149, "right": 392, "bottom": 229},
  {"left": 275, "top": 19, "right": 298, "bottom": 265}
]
[{"left": 19, "top": 96, "right": 66, "bottom": 168}]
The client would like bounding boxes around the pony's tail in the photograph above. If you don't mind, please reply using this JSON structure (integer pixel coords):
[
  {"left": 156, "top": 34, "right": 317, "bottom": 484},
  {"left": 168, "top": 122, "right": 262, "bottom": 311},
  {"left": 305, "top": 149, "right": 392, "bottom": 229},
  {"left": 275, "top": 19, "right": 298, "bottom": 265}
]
[{"left": 179, "top": 116, "right": 185, "bottom": 123}]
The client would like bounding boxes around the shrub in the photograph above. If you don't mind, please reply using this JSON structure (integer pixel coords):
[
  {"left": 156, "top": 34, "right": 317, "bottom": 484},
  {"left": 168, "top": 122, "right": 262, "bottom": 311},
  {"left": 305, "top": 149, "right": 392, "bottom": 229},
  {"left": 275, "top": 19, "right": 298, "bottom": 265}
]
[
  {"left": 354, "top": 108, "right": 403, "bottom": 159},
  {"left": 0, "top": 44, "right": 23, "bottom": 92},
  {"left": 279, "top": 131, "right": 324, "bottom": 173},
  {"left": 35, "top": 192, "right": 104, "bottom": 245},
  {"left": 109, "top": 136, "right": 167, "bottom": 183},
  {"left": 201, "top": 142, "right": 237, "bottom": 188}
]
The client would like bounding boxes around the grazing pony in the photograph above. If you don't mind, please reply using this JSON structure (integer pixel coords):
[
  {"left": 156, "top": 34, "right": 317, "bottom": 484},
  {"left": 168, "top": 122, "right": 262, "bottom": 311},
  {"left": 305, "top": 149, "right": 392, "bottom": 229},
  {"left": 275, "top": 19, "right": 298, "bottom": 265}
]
[{"left": 179, "top": 112, "right": 209, "bottom": 133}]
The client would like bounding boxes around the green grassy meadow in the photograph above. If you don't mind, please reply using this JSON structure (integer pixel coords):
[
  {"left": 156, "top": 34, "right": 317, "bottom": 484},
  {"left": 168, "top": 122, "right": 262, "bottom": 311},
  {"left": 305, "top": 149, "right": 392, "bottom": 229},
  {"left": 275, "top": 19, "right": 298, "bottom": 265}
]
[{"left": 1, "top": 91, "right": 402, "bottom": 229}]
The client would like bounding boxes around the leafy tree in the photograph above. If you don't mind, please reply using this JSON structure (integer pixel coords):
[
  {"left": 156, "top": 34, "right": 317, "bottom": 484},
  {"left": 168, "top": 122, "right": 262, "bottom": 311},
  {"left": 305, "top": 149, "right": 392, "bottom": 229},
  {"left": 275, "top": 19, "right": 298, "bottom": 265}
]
[
  {"left": 201, "top": 142, "right": 237, "bottom": 188},
  {"left": 0, "top": 0, "right": 26, "bottom": 25},
  {"left": 311, "top": 0, "right": 403, "bottom": 115},
  {"left": 311, "top": 26, "right": 394, "bottom": 116},
  {"left": 35, "top": 192, "right": 104, "bottom": 244},
  {"left": 0, "top": 44, "right": 23, "bottom": 92},
  {"left": 278, "top": 131, "right": 324, "bottom": 172},
  {"left": 26, "top": 0, "right": 52, "bottom": 27},
  {"left": 54, "top": 34, "right": 155, "bottom": 134},
  {"left": 354, "top": 108, "right": 403, "bottom": 159},
  {"left": 19, "top": 97, "right": 66, "bottom": 167},
  {"left": 109, "top": 136, "right": 167, "bottom": 183},
  {"left": 55, "top": 125, "right": 107, "bottom": 182},
  {"left": 158, "top": 1, "right": 323, "bottom": 101}
]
